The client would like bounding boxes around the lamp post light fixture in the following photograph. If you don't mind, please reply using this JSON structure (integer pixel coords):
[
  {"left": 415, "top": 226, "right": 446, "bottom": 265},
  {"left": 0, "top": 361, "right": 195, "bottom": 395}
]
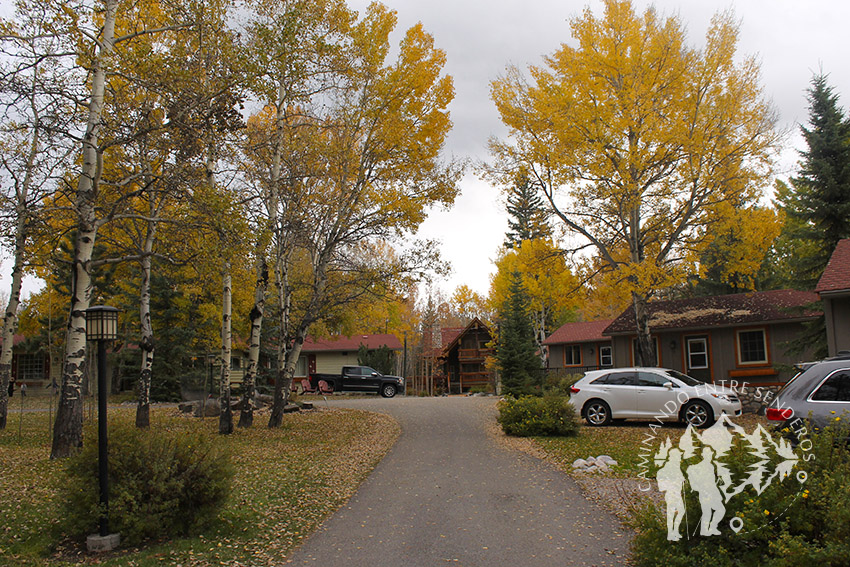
[{"left": 84, "top": 305, "right": 121, "bottom": 553}]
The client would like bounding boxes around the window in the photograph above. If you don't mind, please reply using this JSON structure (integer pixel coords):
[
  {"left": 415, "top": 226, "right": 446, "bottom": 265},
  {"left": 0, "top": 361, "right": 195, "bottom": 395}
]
[
  {"left": 231, "top": 357, "right": 242, "bottom": 370},
  {"left": 737, "top": 329, "right": 768, "bottom": 365},
  {"left": 16, "top": 354, "right": 45, "bottom": 381},
  {"left": 599, "top": 345, "right": 613, "bottom": 367},
  {"left": 638, "top": 372, "right": 670, "bottom": 387},
  {"left": 632, "top": 338, "right": 659, "bottom": 366},
  {"left": 810, "top": 370, "right": 850, "bottom": 402},
  {"left": 564, "top": 345, "right": 582, "bottom": 366},
  {"left": 591, "top": 371, "right": 635, "bottom": 386},
  {"left": 295, "top": 357, "right": 307, "bottom": 377},
  {"left": 687, "top": 338, "right": 708, "bottom": 370}
]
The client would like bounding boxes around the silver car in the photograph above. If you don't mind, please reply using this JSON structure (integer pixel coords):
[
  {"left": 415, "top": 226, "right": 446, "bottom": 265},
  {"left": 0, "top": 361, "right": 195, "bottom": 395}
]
[
  {"left": 766, "top": 353, "right": 850, "bottom": 431},
  {"left": 569, "top": 367, "right": 742, "bottom": 427}
]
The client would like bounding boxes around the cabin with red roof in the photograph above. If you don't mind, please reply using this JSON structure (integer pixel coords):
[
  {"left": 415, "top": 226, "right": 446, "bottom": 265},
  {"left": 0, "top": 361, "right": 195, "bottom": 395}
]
[
  {"left": 545, "top": 289, "right": 821, "bottom": 388},
  {"left": 295, "top": 333, "right": 403, "bottom": 378},
  {"left": 604, "top": 289, "right": 820, "bottom": 386},
  {"left": 543, "top": 319, "right": 614, "bottom": 374},
  {"left": 1, "top": 334, "right": 52, "bottom": 392},
  {"left": 433, "top": 318, "right": 495, "bottom": 394},
  {"left": 816, "top": 238, "right": 850, "bottom": 357}
]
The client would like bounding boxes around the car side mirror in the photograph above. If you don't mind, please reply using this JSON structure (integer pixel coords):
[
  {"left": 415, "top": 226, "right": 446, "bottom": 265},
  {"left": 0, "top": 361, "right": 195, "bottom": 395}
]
[
  {"left": 664, "top": 382, "right": 673, "bottom": 390},
  {"left": 371, "top": 372, "right": 378, "bottom": 377}
]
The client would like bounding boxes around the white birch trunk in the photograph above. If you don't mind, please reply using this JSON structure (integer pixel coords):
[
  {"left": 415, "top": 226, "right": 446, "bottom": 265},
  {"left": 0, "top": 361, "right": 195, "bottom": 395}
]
[
  {"left": 135, "top": 223, "right": 155, "bottom": 428},
  {"left": 0, "top": 82, "right": 41, "bottom": 430},
  {"left": 0, "top": 204, "right": 27, "bottom": 430},
  {"left": 238, "top": 253, "right": 267, "bottom": 428},
  {"left": 51, "top": 0, "right": 117, "bottom": 459},
  {"left": 219, "top": 264, "right": 233, "bottom": 434}
]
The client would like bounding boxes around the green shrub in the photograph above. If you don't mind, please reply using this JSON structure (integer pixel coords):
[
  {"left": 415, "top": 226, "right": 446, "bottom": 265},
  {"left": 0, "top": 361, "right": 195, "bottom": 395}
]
[
  {"left": 468, "top": 385, "right": 493, "bottom": 395},
  {"left": 497, "top": 394, "right": 579, "bottom": 437},
  {"left": 61, "top": 421, "right": 233, "bottom": 546},
  {"left": 630, "top": 419, "right": 850, "bottom": 567},
  {"left": 544, "top": 373, "right": 583, "bottom": 396}
]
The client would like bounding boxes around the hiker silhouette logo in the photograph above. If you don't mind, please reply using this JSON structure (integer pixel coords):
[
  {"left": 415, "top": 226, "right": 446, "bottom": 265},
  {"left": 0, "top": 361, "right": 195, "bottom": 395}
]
[{"left": 651, "top": 415, "right": 808, "bottom": 541}]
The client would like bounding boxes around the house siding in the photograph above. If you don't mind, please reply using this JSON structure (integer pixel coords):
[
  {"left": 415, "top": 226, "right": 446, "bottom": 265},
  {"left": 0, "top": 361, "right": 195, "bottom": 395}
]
[
  {"left": 547, "top": 342, "right": 612, "bottom": 371},
  {"left": 610, "top": 321, "right": 813, "bottom": 386},
  {"left": 314, "top": 352, "right": 361, "bottom": 374},
  {"left": 823, "top": 296, "right": 850, "bottom": 355}
]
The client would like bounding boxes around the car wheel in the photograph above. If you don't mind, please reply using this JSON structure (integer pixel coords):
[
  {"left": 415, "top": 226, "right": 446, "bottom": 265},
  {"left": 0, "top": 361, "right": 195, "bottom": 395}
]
[
  {"left": 682, "top": 400, "right": 714, "bottom": 428},
  {"left": 381, "top": 384, "right": 397, "bottom": 398},
  {"left": 583, "top": 400, "right": 612, "bottom": 426}
]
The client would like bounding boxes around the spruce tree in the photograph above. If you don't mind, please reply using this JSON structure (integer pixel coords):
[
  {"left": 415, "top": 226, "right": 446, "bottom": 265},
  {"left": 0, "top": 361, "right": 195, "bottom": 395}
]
[
  {"left": 778, "top": 74, "right": 850, "bottom": 288},
  {"left": 504, "top": 172, "right": 552, "bottom": 248},
  {"left": 773, "top": 74, "right": 850, "bottom": 358},
  {"left": 495, "top": 272, "right": 541, "bottom": 396}
]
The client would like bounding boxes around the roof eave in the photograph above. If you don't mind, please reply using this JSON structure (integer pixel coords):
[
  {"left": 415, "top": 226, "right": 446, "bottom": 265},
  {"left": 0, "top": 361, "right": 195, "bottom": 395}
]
[{"left": 603, "top": 315, "right": 822, "bottom": 336}]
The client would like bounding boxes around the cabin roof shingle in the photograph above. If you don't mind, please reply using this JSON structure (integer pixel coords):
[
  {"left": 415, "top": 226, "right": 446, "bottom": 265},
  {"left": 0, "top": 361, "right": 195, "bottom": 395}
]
[
  {"left": 604, "top": 290, "right": 821, "bottom": 335},
  {"left": 543, "top": 319, "right": 614, "bottom": 345},
  {"left": 816, "top": 238, "right": 850, "bottom": 294}
]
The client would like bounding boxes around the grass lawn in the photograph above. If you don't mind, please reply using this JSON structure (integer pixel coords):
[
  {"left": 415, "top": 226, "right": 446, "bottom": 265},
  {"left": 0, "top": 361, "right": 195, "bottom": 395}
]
[
  {"left": 532, "top": 414, "right": 770, "bottom": 478},
  {"left": 0, "top": 404, "right": 399, "bottom": 566}
]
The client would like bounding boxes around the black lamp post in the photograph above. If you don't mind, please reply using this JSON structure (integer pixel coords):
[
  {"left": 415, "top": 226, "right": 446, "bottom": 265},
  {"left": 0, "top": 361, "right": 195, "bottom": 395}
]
[{"left": 85, "top": 305, "right": 120, "bottom": 551}]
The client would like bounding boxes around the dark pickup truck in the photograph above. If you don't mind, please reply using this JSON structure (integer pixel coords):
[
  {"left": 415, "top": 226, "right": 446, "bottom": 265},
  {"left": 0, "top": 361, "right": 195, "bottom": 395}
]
[{"left": 310, "top": 365, "right": 404, "bottom": 398}]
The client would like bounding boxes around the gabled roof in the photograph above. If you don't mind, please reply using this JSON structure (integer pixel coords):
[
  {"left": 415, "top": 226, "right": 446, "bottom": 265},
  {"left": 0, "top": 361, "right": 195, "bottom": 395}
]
[
  {"left": 816, "top": 238, "right": 850, "bottom": 294},
  {"left": 604, "top": 290, "right": 821, "bottom": 335},
  {"left": 440, "top": 317, "right": 491, "bottom": 355},
  {"left": 301, "top": 333, "right": 402, "bottom": 353},
  {"left": 543, "top": 319, "right": 614, "bottom": 345},
  {"left": 422, "top": 326, "right": 463, "bottom": 358}
]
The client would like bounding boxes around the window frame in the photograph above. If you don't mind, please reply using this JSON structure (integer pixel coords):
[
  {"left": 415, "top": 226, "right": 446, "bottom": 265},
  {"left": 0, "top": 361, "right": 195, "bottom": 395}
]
[
  {"left": 807, "top": 368, "right": 850, "bottom": 403},
  {"left": 599, "top": 345, "right": 613, "bottom": 367},
  {"left": 563, "top": 344, "right": 582, "bottom": 367},
  {"left": 591, "top": 371, "right": 636, "bottom": 386},
  {"left": 16, "top": 353, "right": 45, "bottom": 381},
  {"left": 736, "top": 328, "right": 769, "bottom": 366},
  {"left": 686, "top": 337, "right": 709, "bottom": 370}
]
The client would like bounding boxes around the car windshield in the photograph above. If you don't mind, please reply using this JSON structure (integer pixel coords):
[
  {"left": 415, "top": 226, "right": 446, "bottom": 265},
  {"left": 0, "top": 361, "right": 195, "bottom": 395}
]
[{"left": 663, "top": 369, "right": 702, "bottom": 386}]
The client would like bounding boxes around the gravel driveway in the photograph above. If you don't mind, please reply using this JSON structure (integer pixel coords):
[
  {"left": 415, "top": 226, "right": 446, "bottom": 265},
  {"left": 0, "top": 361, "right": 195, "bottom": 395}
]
[{"left": 284, "top": 396, "right": 631, "bottom": 566}]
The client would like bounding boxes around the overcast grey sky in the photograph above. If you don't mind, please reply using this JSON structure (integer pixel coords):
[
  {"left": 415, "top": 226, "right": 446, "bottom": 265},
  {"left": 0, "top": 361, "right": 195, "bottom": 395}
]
[{"left": 347, "top": 0, "right": 850, "bottom": 298}]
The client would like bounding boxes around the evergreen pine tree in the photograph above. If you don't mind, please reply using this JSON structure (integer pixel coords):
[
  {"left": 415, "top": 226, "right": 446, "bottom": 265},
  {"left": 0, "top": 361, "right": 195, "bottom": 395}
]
[
  {"left": 778, "top": 74, "right": 850, "bottom": 288},
  {"left": 504, "top": 172, "right": 552, "bottom": 248},
  {"left": 495, "top": 271, "right": 541, "bottom": 396},
  {"left": 773, "top": 74, "right": 850, "bottom": 359}
]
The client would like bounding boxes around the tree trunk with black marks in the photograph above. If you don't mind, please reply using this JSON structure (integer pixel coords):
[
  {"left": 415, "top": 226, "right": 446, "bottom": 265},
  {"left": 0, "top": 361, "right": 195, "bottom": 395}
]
[
  {"left": 238, "top": 254, "right": 268, "bottom": 428},
  {"left": 219, "top": 264, "right": 233, "bottom": 435},
  {"left": 632, "top": 292, "right": 656, "bottom": 367},
  {"left": 0, "top": 212, "right": 26, "bottom": 430},
  {"left": 51, "top": 0, "right": 117, "bottom": 459},
  {"left": 267, "top": 258, "right": 291, "bottom": 429},
  {"left": 135, "top": 247, "right": 154, "bottom": 428},
  {"left": 0, "top": 107, "right": 38, "bottom": 430}
]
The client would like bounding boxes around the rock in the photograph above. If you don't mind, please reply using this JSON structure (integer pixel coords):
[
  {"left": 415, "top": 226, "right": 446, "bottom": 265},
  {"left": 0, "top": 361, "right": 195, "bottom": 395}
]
[
  {"left": 283, "top": 403, "right": 300, "bottom": 413},
  {"left": 586, "top": 456, "right": 597, "bottom": 465},
  {"left": 596, "top": 461, "right": 609, "bottom": 472},
  {"left": 178, "top": 402, "right": 195, "bottom": 413},
  {"left": 583, "top": 465, "right": 599, "bottom": 473},
  {"left": 597, "top": 455, "right": 617, "bottom": 465},
  {"left": 194, "top": 399, "right": 220, "bottom": 417},
  {"left": 298, "top": 401, "right": 314, "bottom": 410},
  {"left": 572, "top": 458, "right": 588, "bottom": 469}
]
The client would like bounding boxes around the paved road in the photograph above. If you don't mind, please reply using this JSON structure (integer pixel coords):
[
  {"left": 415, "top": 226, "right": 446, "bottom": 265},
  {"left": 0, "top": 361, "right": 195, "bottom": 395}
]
[{"left": 284, "top": 396, "right": 631, "bottom": 566}]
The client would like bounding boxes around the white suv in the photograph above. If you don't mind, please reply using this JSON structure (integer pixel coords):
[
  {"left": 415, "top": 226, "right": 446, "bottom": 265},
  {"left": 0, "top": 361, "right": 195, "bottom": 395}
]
[{"left": 569, "top": 367, "right": 742, "bottom": 427}]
